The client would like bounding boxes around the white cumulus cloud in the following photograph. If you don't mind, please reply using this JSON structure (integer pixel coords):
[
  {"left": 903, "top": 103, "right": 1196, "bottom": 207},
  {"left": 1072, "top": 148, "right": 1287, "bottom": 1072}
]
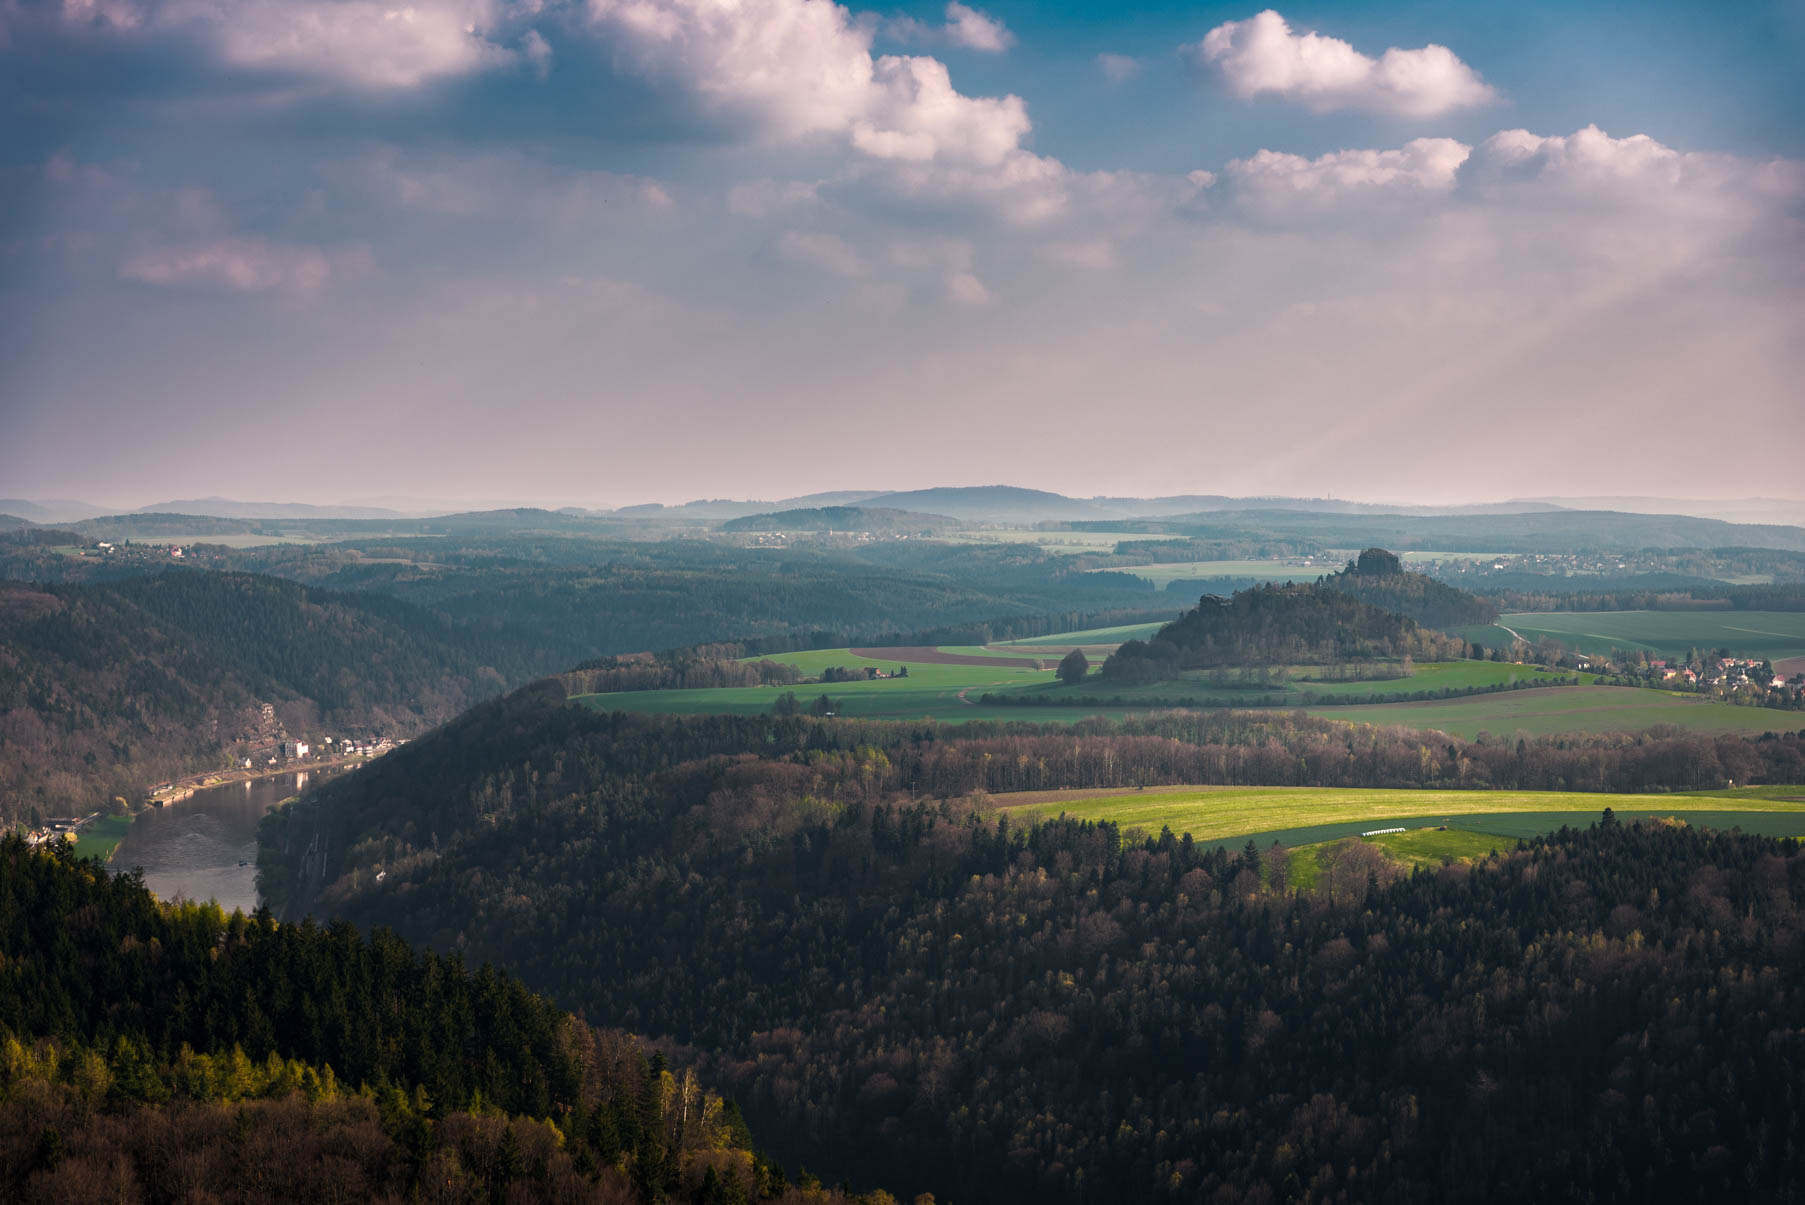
[
  {"left": 943, "top": 2, "right": 1010, "bottom": 52},
  {"left": 585, "top": 0, "right": 1033, "bottom": 168},
  {"left": 1192, "top": 9, "right": 1494, "bottom": 117},
  {"left": 885, "top": 2, "right": 1013, "bottom": 53},
  {"left": 1461, "top": 125, "right": 1805, "bottom": 214},
  {"left": 1226, "top": 137, "right": 1470, "bottom": 214},
  {"left": 209, "top": 0, "right": 509, "bottom": 89},
  {"left": 12, "top": 0, "right": 518, "bottom": 88}
]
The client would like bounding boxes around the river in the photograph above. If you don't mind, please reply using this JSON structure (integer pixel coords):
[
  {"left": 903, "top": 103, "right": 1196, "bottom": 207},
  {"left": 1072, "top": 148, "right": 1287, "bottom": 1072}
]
[{"left": 109, "top": 768, "right": 345, "bottom": 914}]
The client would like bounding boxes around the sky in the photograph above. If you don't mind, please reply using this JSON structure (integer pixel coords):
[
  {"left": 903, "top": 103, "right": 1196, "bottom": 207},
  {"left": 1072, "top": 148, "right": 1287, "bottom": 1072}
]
[{"left": 1, "top": 0, "right": 1801, "bottom": 509}]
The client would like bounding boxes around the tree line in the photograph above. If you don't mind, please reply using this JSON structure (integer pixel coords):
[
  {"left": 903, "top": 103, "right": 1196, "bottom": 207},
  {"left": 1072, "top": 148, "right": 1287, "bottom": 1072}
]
[
  {"left": 1102, "top": 581, "right": 1473, "bottom": 683},
  {"left": 0, "top": 838, "right": 896, "bottom": 1204},
  {"left": 253, "top": 692, "right": 1805, "bottom": 1201}
]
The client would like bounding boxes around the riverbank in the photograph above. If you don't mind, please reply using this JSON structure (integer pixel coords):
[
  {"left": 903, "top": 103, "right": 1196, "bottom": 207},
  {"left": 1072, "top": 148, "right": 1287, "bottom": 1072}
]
[
  {"left": 147, "top": 751, "right": 384, "bottom": 807},
  {"left": 78, "top": 813, "right": 135, "bottom": 863},
  {"left": 110, "top": 766, "right": 357, "bottom": 913}
]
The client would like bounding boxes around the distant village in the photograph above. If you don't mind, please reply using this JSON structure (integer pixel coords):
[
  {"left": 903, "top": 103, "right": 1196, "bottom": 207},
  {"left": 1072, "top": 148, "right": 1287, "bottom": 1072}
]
[
  {"left": 20, "top": 698, "right": 403, "bottom": 849},
  {"left": 1611, "top": 653, "right": 1804, "bottom": 706}
]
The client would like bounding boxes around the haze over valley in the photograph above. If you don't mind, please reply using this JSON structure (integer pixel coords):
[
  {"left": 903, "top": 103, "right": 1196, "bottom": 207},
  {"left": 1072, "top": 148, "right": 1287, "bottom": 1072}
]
[{"left": 3, "top": 2, "right": 1803, "bottom": 1202}]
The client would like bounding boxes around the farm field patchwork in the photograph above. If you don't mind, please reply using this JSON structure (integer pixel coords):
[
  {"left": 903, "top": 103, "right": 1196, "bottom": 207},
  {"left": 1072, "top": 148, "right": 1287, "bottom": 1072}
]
[
  {"left": 1010, "top": 660, "right": 1592, "bottom": 705},
  {"left": 995, "top": 783, "right": 1805, "bottom": 850},
  {"left": 1312, "top": 685, "right": 1800, "bottom": 738},
  {"left": 570, "top": 622, "right": 1799, "bottom": 735},
  {"left": 1484, "top": 611, "right": 1805, "bottom": 662},
  {"left": 575, "top": 650, "right": 1586, "bottom": 722}
]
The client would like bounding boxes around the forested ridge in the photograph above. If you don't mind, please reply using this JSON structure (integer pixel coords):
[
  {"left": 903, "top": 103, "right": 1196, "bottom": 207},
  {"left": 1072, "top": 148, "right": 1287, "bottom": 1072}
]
[
  {"left": 1103, "top": 580, "right": 1468, "bottom": 682},
  {"left": 3, "top": 532, "right": 1160, "bottom": 668},
  {"left": 0, "top": 839, "right": 885, "bottom": 1204},
  {"left": 1319, "top": 548, "right": 1499, "bottom": 629},
  {"left": 0, "top": 573, "right": 534, "bottom": 824},
  {"left": 0, "top": 541, "right": 1165, "bottom": 819},
  {"left": 259, "top": 688, "right": 1805, "bottom": 1201}
]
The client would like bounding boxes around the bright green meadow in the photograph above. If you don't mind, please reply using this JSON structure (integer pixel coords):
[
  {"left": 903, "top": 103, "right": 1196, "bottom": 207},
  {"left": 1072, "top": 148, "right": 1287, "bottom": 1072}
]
[{"left": 996, "top": 783, "right": 1805, "bottom": 851}]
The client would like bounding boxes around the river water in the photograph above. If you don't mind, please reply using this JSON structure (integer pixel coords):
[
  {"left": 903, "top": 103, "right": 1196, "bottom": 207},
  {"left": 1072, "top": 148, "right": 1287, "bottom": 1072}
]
[{"left": 110, "top": 768, "right": 344, "bottom": 914}]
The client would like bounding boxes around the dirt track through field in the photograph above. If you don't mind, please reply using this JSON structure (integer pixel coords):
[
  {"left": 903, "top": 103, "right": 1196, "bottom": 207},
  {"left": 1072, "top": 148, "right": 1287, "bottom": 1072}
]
[{"left": 852, "top": 646, "right": 1048, "bottom": 669}]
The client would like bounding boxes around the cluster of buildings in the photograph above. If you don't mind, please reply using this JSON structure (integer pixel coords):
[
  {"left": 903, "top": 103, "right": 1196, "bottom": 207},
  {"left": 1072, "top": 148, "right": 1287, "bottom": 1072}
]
[
  {"left": 24, "top": 812, "right": 100, "bottom": 847},
  {"left": 242, "top": 734, "right": 396, "bottom": 769},
  {"left": 1634, "top": 656, "right": 1803, "bottom": 701}
]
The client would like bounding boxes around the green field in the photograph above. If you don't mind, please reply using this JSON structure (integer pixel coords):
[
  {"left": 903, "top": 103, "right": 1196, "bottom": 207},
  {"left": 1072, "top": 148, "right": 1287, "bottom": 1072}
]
[
  {"left": 1480, "top": 611, "right": 1805, "bottom": 662},
  {"left": 73, "top": 813, "right": 135, "bottom": 863},
  {"left": 997, "top": 783, "right": 1805, "bottom": 849},
  {"left": 1286, "top": 828, "right": 1512, "bottom": 890},
  {"left": 999, "top": 622, "right": 1167, "bottom": 647},
  {"left": 572, "top": 624, "right": 1799, "bottom": 734},
  {"left": 1043, "top": 660, "right": 1587, "bottom": 705},
  {"left": 576, "top": 650, "right": 1587, "bottom": 723},
  {"left": 1313, "top": 685, "right": 1798, "bottom": 738},
  {"left": 566, "top": 618, "right": 1800, "bottom": 736}
]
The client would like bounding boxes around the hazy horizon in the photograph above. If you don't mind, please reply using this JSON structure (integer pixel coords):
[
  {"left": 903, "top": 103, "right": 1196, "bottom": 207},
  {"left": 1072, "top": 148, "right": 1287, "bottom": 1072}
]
[{"left": 7, "top": 484, "right": 1805, "bottom": 523}]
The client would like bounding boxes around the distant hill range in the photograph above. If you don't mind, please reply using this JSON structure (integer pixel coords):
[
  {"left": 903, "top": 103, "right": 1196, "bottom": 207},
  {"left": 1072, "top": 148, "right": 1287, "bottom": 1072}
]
[
  {"left": 7, "top": 486, "right": 1802, "bottom": 550},
  {"left": 720, "top": 505, "right": 962, "bottom": 533},
  {"left": 137, "top": 497, "right": 410, "bottom": 520},
  {"left": 0, "top": 499, "right": 115, "bottom": 524},
  {"left": 1518, "top": 496, "right": 1805, "bottom": 527}
]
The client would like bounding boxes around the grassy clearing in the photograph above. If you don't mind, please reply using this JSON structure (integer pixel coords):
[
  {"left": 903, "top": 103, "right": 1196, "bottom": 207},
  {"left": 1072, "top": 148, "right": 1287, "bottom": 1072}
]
[
  {"left": 1492, "top": 611, "right": 1805, "bottom": 662},
  {"left": 74, "top": 813, "right": 135, "bottom": 864},
  {"left": 1312, "top": 685, "right": 1799, "bottom": 738},
  {"left": 995, "top": 783, "right": 1805, "bottom": 847},
  {"left": 1285, "top": 829, "right": 1515, "bottom": 891}
]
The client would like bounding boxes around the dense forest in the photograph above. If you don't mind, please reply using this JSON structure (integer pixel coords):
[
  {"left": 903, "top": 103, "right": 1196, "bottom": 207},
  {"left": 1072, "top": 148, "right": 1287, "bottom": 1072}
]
[
  {"left": 562, "top": 648, "right": 807, "bottom": 695},
  {"left": 257, "top": 691, "right": 1805, "bottom": 1201},
  {"left": 1482, "top": 582, "right": 1805, "bottom": 614},
  {"left": 1, "top": 531, "right": 1161, "bottom": 667},
  {"left": 0, "top": 839, "right": 885, "bottom": 1204},
  {"left": 1102, "top": 580, "right": 1468, "bottom": 682},
  {"left": 0, "top": 538, "right": 1167, "bottom": 818},
  {"left": 0, "top": 573, "right": 538, "bottom": 825},
  {"left": 1319, "top": 548, "right": 1499, "bottom": 629}
]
